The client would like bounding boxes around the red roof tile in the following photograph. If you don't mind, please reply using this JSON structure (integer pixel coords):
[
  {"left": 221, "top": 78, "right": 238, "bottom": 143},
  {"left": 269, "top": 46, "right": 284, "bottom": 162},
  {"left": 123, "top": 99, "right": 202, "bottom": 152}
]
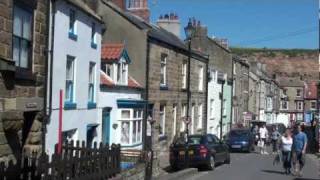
[
  {"left": 304, "top": 81, "right": 318, "bottom": 99},
  {"left": 128, "top": 76, "right": 142, "bottom": 88},
  {"left": 101, "top": 43, "right": 124, "bottom": 62},
  {"left": 100, "top": 71, "right": 142, "bottom": 89}
]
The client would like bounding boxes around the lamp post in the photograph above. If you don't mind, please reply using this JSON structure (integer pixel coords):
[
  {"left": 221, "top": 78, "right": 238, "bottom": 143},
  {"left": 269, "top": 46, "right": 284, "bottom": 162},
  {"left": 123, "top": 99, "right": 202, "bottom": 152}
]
[
  {"left": 184, "top": 19, "right": 195, "bottom": 140},
  {"left": 184, "top": 19, "right": 195, "bottom": 169}
]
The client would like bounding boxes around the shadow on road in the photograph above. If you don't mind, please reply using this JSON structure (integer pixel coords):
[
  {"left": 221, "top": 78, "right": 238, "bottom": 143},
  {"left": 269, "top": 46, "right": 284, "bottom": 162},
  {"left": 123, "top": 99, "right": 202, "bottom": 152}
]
[{"left": 261, "top": 169, "right": 285, "bottom": 175}]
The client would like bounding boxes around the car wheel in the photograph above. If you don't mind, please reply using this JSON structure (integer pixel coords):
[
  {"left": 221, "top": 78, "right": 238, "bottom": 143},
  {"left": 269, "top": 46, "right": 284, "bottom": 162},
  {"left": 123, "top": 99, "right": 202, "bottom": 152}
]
[{"left": 207, "top": 156, "right": 215, "bottom": 170}]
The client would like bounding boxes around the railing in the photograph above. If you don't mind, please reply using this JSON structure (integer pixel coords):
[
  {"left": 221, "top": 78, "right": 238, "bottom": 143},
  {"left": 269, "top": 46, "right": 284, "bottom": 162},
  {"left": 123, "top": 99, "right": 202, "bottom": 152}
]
[{"left": 0, "top": 140, "right": 121, "bottom": 180}]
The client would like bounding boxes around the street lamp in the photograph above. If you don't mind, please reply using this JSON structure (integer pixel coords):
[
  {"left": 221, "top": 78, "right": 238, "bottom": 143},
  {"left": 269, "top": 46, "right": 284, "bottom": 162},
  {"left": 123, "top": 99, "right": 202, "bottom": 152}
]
[{"left": 184, "top": 19, "right": 195, "bottom": 140}]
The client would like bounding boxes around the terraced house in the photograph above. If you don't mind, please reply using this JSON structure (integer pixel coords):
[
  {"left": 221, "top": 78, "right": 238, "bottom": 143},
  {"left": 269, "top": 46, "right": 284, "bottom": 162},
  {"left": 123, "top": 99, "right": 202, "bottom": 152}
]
[
  {"left": 45, "top": 0, "right": 103, "bottom": 155},
  {"left": 0, "top": 0, "right": 48, "bottom": 162}
]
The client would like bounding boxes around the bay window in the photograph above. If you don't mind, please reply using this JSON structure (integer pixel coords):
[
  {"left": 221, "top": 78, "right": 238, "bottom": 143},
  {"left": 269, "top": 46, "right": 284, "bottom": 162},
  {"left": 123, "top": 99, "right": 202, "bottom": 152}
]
[
  {"left": 13, "top": 5, "right": 32, "bottom": 69},
  {"left": 119, "top": 109, "right": 143, "bottom": 146}
]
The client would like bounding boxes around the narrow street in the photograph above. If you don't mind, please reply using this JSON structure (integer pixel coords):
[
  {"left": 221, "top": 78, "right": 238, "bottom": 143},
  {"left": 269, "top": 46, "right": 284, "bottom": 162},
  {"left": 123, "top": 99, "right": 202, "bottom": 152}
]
[{"left": 187, "top": 152, "right": 319, "bottom": 180}]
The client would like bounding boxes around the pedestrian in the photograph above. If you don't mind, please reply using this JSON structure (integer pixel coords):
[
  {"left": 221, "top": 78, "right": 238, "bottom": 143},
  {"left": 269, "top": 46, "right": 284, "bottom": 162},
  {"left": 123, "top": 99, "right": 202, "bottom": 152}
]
[
  {"left": 280, "top": 129, "right": 293, "bottom": 175},
  {"left": 292, "top": 124, "right": 308, "bottom": 177},
  {"left": 252, "top": 125, "right": 259, "bottom": 145},
  {"left": 259, "top": 124, "right": 269, "bottom": 154},
  {"left": 271, "top": 127, "right": 281, "bottom": 154}
]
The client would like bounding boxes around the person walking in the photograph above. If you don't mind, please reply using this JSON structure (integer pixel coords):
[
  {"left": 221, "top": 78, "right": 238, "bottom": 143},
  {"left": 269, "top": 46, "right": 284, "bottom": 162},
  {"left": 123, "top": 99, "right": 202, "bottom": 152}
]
[
  {"left": 271, "top": 127, "right": 281, "bottom": 154},
  {"left": 292, "top": 124, "right": 308, "bottom": 177},
  {"left": 280, "top": 129, "right": 293, "bottom": 175},
  {"left": 259, "top": 124, "right": 269, "bottom": 154}
]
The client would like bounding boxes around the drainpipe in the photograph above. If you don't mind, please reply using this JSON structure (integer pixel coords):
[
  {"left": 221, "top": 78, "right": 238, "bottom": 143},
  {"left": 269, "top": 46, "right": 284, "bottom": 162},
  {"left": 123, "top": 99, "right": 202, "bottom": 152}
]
[{"left": 42, "top": 0, "right": 51, "bottom": 154}]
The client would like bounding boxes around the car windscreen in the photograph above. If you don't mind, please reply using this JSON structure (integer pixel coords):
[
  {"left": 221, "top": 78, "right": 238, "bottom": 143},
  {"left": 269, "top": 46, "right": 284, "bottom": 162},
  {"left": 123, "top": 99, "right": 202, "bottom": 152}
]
[
  {"left": 230, "top": 130, "right": 249, "bottom": 137},
  {"left": 174, "top": 136, "right": 204, "bottom": 145}
]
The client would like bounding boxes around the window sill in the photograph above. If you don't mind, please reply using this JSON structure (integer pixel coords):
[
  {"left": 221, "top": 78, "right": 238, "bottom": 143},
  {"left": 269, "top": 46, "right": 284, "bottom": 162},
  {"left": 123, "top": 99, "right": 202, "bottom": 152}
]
[
  {"left": 87, "top": 102, "right": 97, "bottom": 109},
  {"left": 0, "top": 57, "right": 15, "bottom": 72},
  {"left": 64, "top": 102, "right": 77, "bottom": 110},
  {"left": 91, "top": 42, "right": 97, "bottom": 49},
  {"left": 158, "top": 135, "right": 167, "bottom": 141},
  {"left": 15, "top": 68, "right": 36, "bottom": 81},
  {"left": 68, "top": 32, "right": 78, "bottom": 41},
  {"left": 160, "top": 85, "right": 168, "bottom": 90}
]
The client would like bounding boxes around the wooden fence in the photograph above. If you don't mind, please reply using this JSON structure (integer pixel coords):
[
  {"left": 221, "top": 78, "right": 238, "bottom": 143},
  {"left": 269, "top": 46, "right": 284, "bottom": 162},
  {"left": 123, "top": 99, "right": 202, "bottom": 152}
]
[{"left": 0, "top": 141, "right": 121, "bottom": 180}]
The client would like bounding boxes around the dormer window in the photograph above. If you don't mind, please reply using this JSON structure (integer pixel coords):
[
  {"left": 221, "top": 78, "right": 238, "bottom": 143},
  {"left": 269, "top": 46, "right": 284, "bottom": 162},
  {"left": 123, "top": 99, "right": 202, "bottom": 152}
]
[{"left": 116, "top": 60, "right": 128, "bottom": 85}]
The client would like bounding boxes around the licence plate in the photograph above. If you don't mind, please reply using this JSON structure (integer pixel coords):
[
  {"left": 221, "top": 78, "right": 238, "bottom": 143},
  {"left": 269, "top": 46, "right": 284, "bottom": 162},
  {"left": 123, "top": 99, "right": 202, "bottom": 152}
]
[
  {"left": 179, "top": 151, "right": 185, "bottom": 155},
  {"left": 189, "top": 150, "right": 194, "bottom": 155},
  {"left": 232, "top": 145, "right": 241, "bottom": 148}
]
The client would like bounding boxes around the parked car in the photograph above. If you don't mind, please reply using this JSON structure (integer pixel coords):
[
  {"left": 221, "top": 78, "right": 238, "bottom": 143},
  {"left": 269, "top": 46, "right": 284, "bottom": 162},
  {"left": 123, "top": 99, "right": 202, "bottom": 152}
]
[
  {"left": 169, "top": 134, "right": 230, "bottom": 170},
  {"left": 224, "top": 129, "right": 255, "bottom": 152}
]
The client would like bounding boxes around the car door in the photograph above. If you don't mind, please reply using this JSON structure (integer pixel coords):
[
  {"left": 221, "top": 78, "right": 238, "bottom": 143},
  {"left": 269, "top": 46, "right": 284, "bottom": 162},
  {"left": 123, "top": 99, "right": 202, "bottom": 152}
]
[
  {"left": 207, "top": 135, "right": 222, "bottom": 162},
  {"left": 212, "top": 135, "right": 227, "bottom": 162}
]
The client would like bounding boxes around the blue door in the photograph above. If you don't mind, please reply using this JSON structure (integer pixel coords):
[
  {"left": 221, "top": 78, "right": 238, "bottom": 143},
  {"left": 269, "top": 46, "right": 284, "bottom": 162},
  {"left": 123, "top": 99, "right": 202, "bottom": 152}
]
[{"left": 102, "top": 109, "right": 111, "bottom": 145}]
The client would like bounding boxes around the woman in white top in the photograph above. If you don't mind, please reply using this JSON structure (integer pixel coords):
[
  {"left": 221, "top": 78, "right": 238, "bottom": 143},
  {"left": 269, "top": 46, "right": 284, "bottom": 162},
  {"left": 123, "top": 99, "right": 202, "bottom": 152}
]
[{"left": 280, "top": 129, "right": 293, "bottom": 175}]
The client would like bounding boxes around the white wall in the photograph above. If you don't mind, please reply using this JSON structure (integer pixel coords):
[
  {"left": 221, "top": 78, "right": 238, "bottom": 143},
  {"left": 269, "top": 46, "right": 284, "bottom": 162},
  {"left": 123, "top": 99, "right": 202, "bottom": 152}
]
[
  {"left": 207, "top": 71, "right": 222, "bottom": 137},
  {"left": 46, "top": 0, "right": 102, "bottom": 155},
  {"left": 277, "top": 113, "right": 290, "bottom": 127},
  {"left": 98, "top": 89, "right": 142, "bottom": 148}
]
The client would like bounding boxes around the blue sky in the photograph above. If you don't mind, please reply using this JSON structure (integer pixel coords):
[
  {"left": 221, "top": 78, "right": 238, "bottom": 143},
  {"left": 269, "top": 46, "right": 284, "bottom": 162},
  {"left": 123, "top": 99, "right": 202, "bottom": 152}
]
[{"left": 149, "top": 0, "right": 318, "bottom": 49}]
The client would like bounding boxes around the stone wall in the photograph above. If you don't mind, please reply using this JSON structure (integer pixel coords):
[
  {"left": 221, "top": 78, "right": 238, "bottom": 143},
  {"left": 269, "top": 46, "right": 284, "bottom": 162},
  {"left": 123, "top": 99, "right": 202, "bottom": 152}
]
[{"left": 0, "top": 0, "right": 47, "bottom": 162}]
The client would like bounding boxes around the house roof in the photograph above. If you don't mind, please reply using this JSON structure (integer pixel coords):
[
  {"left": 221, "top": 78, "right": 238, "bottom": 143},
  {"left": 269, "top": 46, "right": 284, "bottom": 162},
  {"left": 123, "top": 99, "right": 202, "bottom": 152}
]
[
  {"left": 100, "top": 71, "right": 142, "bottom": 89},
  {"left": 101, "top": 43, "right": 125, "bottom": 62},
  {"left": 65, "top": 0, "right": 102, "bottom": 22},
  {"left": 304, "top": 81, "right": 318, "bottom": 99}
]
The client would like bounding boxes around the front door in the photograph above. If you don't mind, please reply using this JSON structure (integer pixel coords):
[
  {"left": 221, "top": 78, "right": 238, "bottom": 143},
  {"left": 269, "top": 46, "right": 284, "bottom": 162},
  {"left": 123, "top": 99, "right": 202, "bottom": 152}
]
[{"left": 102, "top": 108, "right": 111, "bottom": 145}]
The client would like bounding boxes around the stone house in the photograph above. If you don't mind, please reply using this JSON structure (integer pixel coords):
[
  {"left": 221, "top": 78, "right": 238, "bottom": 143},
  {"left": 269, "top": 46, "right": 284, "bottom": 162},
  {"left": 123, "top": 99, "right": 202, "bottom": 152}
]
[
  {"left": 0, "top": 0, "right": 48, "bottom": 162},
  {"left": 189, "top": 21, "right": 233, "bottom": 137},
  {"left": 277, "top": 77, "right": 305, "bottom": 127},
  {"left": 248, "top": 71, "right": 260, "bottom": 123},
  {"left": 45, "top": 0, "right": 103, "bottom": 155},
  {"left": 304, "top": 81, "right": 318, "bottom": 124},
  {"left": 232, "top": 56, "right": 249, "bottom": 127},
  {"left": 85, "top": 0, "right": 209, "bottom": 153},
  {"left": 99, "top": 43, "right": 145, "bottom": 149}
]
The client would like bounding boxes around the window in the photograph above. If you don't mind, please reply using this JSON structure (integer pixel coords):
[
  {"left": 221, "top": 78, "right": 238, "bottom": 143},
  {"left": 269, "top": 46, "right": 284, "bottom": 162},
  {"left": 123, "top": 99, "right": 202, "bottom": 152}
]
[
  {"left": 223, "top": 100, "right": 227, "bottom": 116},
  {"left": 210, "top": 99, "right": 214, "bottom": 118},
  {"left": 91, "top": 22, "right": 97, "bottom": 48},
  {"left": 159, "top": 105, "right": 166, "bottom": 136},
  {"left": 297, "top": 113, "right": 303, "bottom": 121},
  {"left": 106, "top": 64, "right": 113, "bottom": 78},
  {"left": 296, "top": 101, "right": 303, "bottom": 110},
  {"left": 281, "top": 101, "right": 288, "bottom": 110},
  {"left": 283, "top": 89, "right": 287, "bottom": 96},
  {"left": 180, "top": 104, "right": 186, "bottom": 132},
  {"left": 198, "top": 66, "right": 204, "bottom": 91},
  {"left": 69, "top": 9, "right": 76, "bottom": 34},
  {"left": 88, "top": 62, "right": 96, "bottom": 103},
  {"left": 311, "top": 101, "right": 317, "bottom": 109},
  {"left": 116, "top": 61, "right": 128, "bottom": 85},
  {"left": 65, "top": 56, "right": 75, "bottom": 103},
  {"left": 13, "top": 5, "right": 32, "bottom": 68},
  {"left": 191, "top": 105, "right": 195, "bottom": 134},
  {"left": 160, "top": 54, "right": 167, "bottom": 86},
  {"left": 296, "top": 89, "right": 301, "bottom": 97},
  {"left": 172, "top": 105, "right": 177, "bottom": 138},
  {"left": 197, "top": 104, "right": 203, "bottom": 129},
  {"left": 182, "top": 62, "right": 187, "bottom": 89},
  {"left": 119, "top": 109, "right": 143, "bottom": 145}
]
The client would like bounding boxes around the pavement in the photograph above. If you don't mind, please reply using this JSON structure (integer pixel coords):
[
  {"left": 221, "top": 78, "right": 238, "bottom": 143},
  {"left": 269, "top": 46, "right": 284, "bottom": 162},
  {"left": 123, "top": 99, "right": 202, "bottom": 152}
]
[{"left": 159, "top": 149, "right": 319, "bottom": 180}]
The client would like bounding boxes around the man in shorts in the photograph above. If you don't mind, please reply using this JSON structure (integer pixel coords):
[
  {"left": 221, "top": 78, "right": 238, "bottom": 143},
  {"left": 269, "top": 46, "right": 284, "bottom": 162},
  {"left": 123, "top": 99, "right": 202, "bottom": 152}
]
[{"left": 292, "top": 124, "right": 308, "bottom": 177}]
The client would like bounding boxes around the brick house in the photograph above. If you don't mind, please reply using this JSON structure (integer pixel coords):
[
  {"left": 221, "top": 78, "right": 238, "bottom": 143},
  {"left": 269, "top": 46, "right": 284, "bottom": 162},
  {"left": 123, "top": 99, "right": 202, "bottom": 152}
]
[
  {"left": 0, "top": 0, "right": 48, "bottom": 162},
  {"left": 304, "top": 81, "right": 318, "bottom": 124}
]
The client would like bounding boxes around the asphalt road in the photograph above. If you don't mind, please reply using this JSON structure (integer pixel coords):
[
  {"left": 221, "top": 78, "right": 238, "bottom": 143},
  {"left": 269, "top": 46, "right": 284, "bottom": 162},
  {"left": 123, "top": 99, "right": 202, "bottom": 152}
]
[{"left": 187, "top": 152, "right": 319, "bottom": 180}]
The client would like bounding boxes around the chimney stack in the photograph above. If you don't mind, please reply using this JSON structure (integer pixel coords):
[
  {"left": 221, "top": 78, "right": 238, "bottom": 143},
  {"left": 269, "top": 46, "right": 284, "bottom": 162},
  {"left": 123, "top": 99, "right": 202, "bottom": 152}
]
[
  {"left": 110, "top": 0, "right": 126, "bottom": 10},
  {"left": 157, "top": 12, "right": 181, "bottom": 37},
  {"left": 127, "top": 0, "right": 150, "bottom": 22}
]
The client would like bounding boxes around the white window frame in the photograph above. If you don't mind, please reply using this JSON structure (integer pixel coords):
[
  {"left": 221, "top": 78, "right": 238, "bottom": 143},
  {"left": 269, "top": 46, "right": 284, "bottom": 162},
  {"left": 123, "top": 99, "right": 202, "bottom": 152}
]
[
  {"left": 281, "top": 101, "right": 288, "bottom": 110},
  {"left": 182, "top": 62, "right": 187, "bottom": 89},
  {"left": 172, "top": 105, "right": 177, "bottom": 138},
  {"left": 311, "top": 101, "right": 317, "bottom": 109},
  {"left": 69, "top": 8, "right": 77, "bottom": 35},
  {"left": 119, "top": 109, "right": 143, "bottom": 146},
  {"left": 296, "top": 101, "right": 303, "bottom": 110},
  {"left": 296, "top": 89, "right": 302, "bottom": 97},
  {"left": 88, "top": 62, "right": 96, "bottom": 103},
  {"left": 159, "top": 105, "right": 166, "bottom": 136},
  {"left": 180, "top": 104, "right": 186, "bottom": 132},
  {"left": 114, "top": 59, "right": 128, "bottom": 85},
  {"left": 197, "top": 104, "right": 203, "bottom": 129},
  {"left": 210, "top": 99, "right": 214, "bottom": 119},
  {"left": 160, "top": 55, "right": 167, "bottom": 86},
  {"left": 198, "top": 65, "right": 204, "bottom": 91},
  {"left": 65, "top": 56, "right": 76, "bottom": 103},
  {"left": 91, "top": 22, "right": 96, "bottom": 44}
]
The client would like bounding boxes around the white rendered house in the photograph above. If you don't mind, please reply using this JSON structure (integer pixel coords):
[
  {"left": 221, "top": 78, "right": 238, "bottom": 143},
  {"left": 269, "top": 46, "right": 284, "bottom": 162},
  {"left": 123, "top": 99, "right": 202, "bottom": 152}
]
[
  {"left": 99, "top": 43, "right": 144, "bottom": 149},
  {"left": 46, "top": 0, "right": 102, "bottom": 155}
]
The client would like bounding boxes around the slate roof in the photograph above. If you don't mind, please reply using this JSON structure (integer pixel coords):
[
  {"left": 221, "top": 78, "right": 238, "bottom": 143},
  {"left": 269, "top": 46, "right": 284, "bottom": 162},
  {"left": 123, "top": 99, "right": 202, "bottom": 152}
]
[
  {"left": 101, "top": 43, "right": 125, "bottom": 62},
  {"left": 278, "top": 77, "right": 305, "bottom": 87},
  {"left": 100, "top": 71, "right": 142, "bottom": 89},
  {"left": 65, "top": 0, "right": 102, "bottom": 22}
]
